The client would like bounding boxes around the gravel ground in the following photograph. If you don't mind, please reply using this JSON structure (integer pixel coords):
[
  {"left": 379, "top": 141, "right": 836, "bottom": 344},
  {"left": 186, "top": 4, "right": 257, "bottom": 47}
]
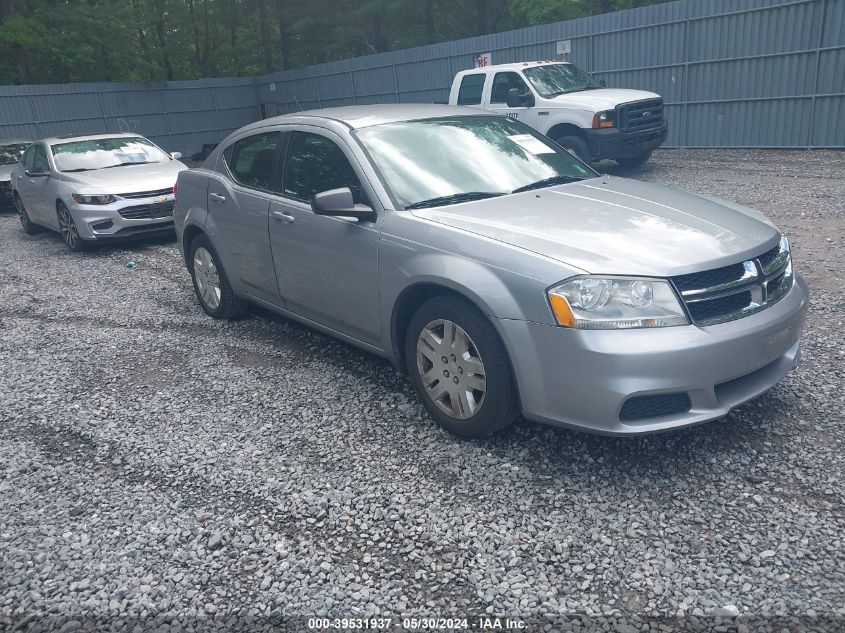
[{"left": 1, "top": 149, "right": 843, "bottom": 632}]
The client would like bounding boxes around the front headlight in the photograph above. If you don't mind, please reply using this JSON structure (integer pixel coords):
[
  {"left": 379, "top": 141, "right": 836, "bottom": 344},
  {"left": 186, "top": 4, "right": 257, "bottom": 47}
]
[
  {"left": 547, "top": 276, "right": 689, "bottom": 329},
  {"left": 592, "top": 110, "right": 615, "bottom": 128},
  {"left": 71, "top": 193, "right": 116, "bottom": 205}
]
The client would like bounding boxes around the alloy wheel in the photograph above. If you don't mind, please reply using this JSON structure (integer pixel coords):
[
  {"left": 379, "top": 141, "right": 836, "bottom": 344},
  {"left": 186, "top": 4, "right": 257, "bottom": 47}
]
[
  {"left": 58, "top": 205, "right": 80, "bottom": 249},
  {"left": 193, "top": 246, "right": 222, "bottom": 310},
  {"left": 16, "top": 196, "right": 30, "bottom": 230},
  {"left": 416, "top": 319, "right": 487, "bottom": 420}
]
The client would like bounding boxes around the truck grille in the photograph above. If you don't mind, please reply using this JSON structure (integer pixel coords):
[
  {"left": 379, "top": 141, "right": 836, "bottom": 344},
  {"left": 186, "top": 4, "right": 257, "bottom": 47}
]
[
  {"left": 618, "top": 98, "right": 664, "bottom": 131},
  {"left": 671, "top": 241, "right": 793, "bottom": 326},
  {"left": 119, "top": 200, "right": 175, "bottom": 220}
]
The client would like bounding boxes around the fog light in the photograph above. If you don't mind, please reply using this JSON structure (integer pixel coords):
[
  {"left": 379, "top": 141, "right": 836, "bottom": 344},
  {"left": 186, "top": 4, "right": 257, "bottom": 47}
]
[{"left": 91, "top": 220, "right": 113, "bottom": 231}]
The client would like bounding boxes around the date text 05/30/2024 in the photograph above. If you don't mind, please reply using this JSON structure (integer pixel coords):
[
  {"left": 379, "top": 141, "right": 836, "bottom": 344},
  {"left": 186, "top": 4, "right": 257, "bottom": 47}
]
[{"left": 307, "top": 617, "right": 526, "bottom": 630}]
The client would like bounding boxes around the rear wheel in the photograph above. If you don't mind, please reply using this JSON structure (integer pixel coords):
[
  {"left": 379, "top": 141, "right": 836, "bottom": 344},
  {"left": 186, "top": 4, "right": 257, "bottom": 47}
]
[
  {"left": 57, "top": 202, "right": 88, "bottom": 251},
  {"left": 15, "top": 194, "right": 40, "bottom": 235},
  {"left": 189, "top": 234, "right": 248, "bottom": 320},
  {"left": 405, "top": 295, "right": 519, "bottom": 438},
  {"left": 616, "top": 151, "right": 652, "bottom": 168},
  {"left": 554, "top": 135, "right": 591, "bottom": 164}
]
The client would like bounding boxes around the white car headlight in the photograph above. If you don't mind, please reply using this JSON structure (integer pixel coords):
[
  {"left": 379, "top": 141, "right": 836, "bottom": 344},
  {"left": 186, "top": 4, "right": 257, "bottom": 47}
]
[
  {"left": 72, "top": 193, "right": 116, "bottom": 205},
  {"left": 547, "top": 276, "right": 689, "bottom": 329}
]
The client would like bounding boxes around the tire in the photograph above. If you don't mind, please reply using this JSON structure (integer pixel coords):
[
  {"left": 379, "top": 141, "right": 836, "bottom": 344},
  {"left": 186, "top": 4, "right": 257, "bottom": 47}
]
[
  {"left": 616, "top": 151, "right": 652, "bottom": 168},
  {"left": 405, "top": 295, "right": 519, "bottom": 438},
  {"left": 188, "top": 233, "right": 248, "bottom": 320},
  {"left": 554, "top": 135, "right": 592, "bottom": 164},
  {"left": 56, "top": 202, "right": 89, "bottom": 251},
  {"left": 15, "top": 194, "right": 40, "bottom": 235}
]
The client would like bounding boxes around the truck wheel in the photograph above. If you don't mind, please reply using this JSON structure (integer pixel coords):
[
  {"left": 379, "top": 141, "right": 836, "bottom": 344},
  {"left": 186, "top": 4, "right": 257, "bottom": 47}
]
[
  {"left": 405, "top": 295, "right": 519, "bottom": 438},
  {"left": 554, "top": 135, "right": 591, "bottom": 163},
  {"left": 617, "top": 151, "right": 652, "bottom": 168}
]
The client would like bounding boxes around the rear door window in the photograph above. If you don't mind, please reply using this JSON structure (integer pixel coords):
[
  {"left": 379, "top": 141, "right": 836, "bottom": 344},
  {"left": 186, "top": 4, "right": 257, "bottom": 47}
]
[
  {"left": 457, "top": 74, "right": 486, "bottom": 105},
  {"left": 224, "top": 132, "right": 282, "bottom": 192}
]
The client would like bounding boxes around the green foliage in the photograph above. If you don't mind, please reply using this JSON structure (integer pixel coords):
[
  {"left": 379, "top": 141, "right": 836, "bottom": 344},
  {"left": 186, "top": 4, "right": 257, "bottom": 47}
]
[{"left": 0, "top": 0, "right": 670, "bottom": 85}]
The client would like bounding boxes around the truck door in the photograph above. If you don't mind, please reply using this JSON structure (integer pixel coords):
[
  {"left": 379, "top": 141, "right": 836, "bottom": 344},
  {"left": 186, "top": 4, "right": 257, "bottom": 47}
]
[{"left": 486, "top": 71, "right": 540, "bottom": 129}]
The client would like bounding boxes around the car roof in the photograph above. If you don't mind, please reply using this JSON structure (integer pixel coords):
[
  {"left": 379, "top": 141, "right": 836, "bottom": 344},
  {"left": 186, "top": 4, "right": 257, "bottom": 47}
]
[
  {"left": 456, "top": 61, "right": 570, "bottom": 75},
  {"left": 243, "top": 104, "right": 497, "bottom": 131},
  {"left": 0, "top": 138, "right": 32, "bottom": 145},
  {"left": 39, "top": 132, "right": 144, "bottom": 144}
]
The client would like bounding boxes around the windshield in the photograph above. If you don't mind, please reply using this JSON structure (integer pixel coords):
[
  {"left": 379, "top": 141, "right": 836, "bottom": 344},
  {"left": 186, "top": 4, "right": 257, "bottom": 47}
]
[
  {"left": 355, "top": 116, "right": 598, "bottom": 209},
  {"left": 523, "top": 64, "right": 601, "bottom": 97},
  {"left": 50, "top": 136, "right": 170, "bottom": 172},
  {"left": 0, "top": 143, "right": 29, "bottom": 166}
]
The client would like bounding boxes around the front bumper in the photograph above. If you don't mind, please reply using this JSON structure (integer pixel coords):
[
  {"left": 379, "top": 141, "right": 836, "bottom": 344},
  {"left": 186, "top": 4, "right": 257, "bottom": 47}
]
[
  {"left": 67, "top": 196, "right": 176, "bottom": 242},
  {"left": 497, "top": 273, "right": 809, "bottom": 435},
  {"left": 584, "top": 121, "right": 668, "bottom": 160}
]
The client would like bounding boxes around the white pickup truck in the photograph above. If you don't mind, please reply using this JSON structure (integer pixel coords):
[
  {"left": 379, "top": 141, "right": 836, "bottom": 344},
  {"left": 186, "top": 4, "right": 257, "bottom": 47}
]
[{"left": 448, "top": 61, "right": 668, "bottom": 167}]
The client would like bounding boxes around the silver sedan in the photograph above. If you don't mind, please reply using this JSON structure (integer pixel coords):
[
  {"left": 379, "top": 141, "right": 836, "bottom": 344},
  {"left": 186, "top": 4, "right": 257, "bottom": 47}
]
[
  {"left": 12, "top": 133, "right": 187, "bottom": 250},
  {"left": 174, "top": 105, "right": 808, "bottom": 437}
]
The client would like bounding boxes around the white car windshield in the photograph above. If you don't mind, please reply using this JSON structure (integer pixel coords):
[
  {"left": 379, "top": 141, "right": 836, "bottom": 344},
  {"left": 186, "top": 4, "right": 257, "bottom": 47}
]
[
  {"left": 355, "top": 116, "right": 598, "bottom": 209},
  {"left": 523, "top": 64, "right": 602, "bottom": 97},
  {"left": 0, "top": 143, "right": 29, "bottom": 166},
  {"left": 51, "top": 137, "right": 170, "bottom": 172}
]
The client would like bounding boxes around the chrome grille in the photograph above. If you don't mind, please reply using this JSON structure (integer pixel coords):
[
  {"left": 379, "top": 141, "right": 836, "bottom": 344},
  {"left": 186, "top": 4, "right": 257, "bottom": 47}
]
[
  {"left": 119, "top": 200, "right": 175, "bottom": 220},
  {"left": 672, "top": 241, "right": 792, "bottom": 326},
  {"left": 618, "top": 98, "right": 664, "bottom": 131},
  {"left": 119, "top": 188, "right": 174, "bottom": 199}
]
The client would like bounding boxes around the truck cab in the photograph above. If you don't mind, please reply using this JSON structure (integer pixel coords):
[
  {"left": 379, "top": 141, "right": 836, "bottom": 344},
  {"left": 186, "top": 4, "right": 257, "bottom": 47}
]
[{"left": 448, "top": 61, "right": 668, "bottom": 167}]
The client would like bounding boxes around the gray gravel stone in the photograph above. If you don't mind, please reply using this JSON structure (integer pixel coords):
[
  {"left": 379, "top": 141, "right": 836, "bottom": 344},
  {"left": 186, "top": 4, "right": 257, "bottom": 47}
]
[{"left": 0, "top": 149, "right": 843, "bottom": 626}]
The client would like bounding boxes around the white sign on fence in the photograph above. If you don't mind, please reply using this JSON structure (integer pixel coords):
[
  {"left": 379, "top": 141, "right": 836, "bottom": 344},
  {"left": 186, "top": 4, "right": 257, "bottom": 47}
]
[
  {"left": 556, "top": 40, "right": 571, "bottom": 55},
  {"left": 474, "top": 53, "right": 493, "bottom": 68}
]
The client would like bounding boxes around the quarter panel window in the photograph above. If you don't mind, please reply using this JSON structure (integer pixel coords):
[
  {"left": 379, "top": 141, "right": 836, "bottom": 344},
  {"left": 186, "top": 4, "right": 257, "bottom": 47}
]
[
  {"left": 282, "top": 132, "right": 365, "bottom": 204},
  {"left": 225, "top": 132, "right": 281, "bottom": 191},
  {"left": 457, "top": 74, "right": 485, "bottom": 105},
  {"left": 491, "top": 72, "right": 530, "bottom": 104}
]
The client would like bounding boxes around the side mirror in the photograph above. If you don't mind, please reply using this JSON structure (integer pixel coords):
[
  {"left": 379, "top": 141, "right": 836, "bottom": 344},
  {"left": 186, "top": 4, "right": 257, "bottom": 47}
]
[
  {"left": 598, "top": 78, "right": 606, "bottom": 88},
  {"left": 506, "top": 88, "right": 535, "bottom": 108},
  {"left": 311, "top": 187, "right": 376, "bottom": 222},
  {"left": 25, "top": 169, "right": 49, "bottom": 177},
  {"left": 170, "top": 152, "right": 183, "bottom": 160}
]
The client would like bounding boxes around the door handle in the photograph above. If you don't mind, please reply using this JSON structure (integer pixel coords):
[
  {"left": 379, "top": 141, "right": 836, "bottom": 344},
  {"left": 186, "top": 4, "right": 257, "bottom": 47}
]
[
  {"left": 272, "top": 210, "right": 295, "bottom": 224},
  {"left": 209, "top": 192, "right": 226, "bottom": 203}
]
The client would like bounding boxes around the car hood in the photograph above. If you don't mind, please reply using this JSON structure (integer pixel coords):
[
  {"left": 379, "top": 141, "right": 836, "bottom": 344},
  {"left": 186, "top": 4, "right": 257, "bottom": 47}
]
[
  {"left": 0, "top": 164, "right": 15, "bottom": 182},
  {"left": 549, "top": 88, "right": 660, "bottom": 111},
  {"left": 60, "top": 160, "right": 187, "bottom": 193},
  {"left": 411, "top": 176, "right": 781, "bottom": 277}
]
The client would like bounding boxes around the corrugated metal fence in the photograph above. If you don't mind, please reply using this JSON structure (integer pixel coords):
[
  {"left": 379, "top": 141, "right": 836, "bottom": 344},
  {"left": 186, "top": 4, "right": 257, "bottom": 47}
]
[
  {"left": 1, "top": 0, "right": 842, "bottom": 156},
  {"left": 256, "top": 0, "right": 845, "bottom": 149},
  {"left": 0, "top": 77, "right": 258, "bottom": 158}
]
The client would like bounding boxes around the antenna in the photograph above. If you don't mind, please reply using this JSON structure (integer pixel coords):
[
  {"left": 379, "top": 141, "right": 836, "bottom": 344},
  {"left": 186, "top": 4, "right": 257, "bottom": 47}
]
[{"left": 292, "top": 94, "right": 303, "bottom": 112}]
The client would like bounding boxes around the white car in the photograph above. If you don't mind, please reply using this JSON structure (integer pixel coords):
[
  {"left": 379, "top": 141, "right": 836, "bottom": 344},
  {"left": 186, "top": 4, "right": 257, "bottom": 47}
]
[
  {"left": 0, "top": 139, "right": 31, "bottom": 210},
  {"left": 449, "top": 61, "right": 667, "bottom": 167},
  {"left": 12, "top": 133, "right": 187, "bottom": 250}
]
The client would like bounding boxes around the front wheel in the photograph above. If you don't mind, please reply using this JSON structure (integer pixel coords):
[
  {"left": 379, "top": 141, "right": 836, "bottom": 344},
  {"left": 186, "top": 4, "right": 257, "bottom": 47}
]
[
  {"left": 554, "top": 135, "right": 592, "bottom": 164},
  {"left": 616, "top": 151, "right": 652, "bottom": 168},
  {"left": 57, "top": 202, "right": 88, "bottom": 251},
  {"left": 405, "top": 295, "right": 519, "bottom": 438},
  {"left": 15, "top": 195, "right": 40, "bottom": 235},
  {"left": 188, "top": 234, "right": 248, "bottom": 320}
]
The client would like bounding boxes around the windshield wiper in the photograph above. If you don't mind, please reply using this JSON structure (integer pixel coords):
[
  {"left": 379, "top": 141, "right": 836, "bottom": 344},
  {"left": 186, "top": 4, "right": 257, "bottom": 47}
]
[
  {"left": 405, "top": 191, "right": 506, "bottom": 210},
  {"left": 511, "top": 175, "right": 585, "bottom": 193},
  {"left": 102, "top": 161, "right": 156, "bottom": 169},
  {"left": 62, "top": 168, "right": 94, "bottom": 172}
]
